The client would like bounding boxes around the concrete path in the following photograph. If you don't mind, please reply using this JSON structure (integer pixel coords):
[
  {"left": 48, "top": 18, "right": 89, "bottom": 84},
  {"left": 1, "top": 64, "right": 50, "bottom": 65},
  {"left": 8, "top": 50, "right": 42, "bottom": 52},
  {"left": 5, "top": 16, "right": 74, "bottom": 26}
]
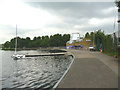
[{"left": 57, "top": 50, "right": 118, "bottom": 88}]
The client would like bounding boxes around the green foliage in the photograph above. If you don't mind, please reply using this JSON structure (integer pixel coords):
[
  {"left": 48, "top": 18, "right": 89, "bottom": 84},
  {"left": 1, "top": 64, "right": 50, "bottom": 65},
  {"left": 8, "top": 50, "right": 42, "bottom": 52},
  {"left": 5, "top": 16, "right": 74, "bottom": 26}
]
[
  {"left": 85, "top": 32, "right": 90, "bottom": 38},
  {"left": 0, "top": 44, "right": 2, "bottom": 48},
  {"left": 41, "top": 36, "right": 50, "bottom": 47},
  {"left": 3, "top": 41, "right": 10, "bottom": 48},
  {"left": 118, "top": 37, "right": 120, "bottom": 45},
  {"left": 115, "top": 1, "right": 120, "bottom": 8},
  {"left": 84, "top": 30, "right": 117, "bottom": 55},
  {"left": 50, "top": 34, "right": 62, "bottom": 47},
  {"left": 63, "top": 34, "right": 70, "bottom": 46},
  {"left": 94, "top": 30, "right": 105, "bottom": 51},
  {"left": 3, "top": 34, "right": 70, "bottom": 49},
  {"left": 104, "top": 35, "right": 113, "bottom": 53},
  {"left": 89, "top": 32, "right": 94, "bottom": 41}
]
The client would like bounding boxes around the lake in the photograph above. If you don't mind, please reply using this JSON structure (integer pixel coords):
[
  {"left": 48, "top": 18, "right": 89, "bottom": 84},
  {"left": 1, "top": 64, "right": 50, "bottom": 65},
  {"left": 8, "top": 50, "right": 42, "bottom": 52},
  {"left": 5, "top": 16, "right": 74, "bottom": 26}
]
[{"left": 1, "top": 50, "right": 73, "bottom": 89}]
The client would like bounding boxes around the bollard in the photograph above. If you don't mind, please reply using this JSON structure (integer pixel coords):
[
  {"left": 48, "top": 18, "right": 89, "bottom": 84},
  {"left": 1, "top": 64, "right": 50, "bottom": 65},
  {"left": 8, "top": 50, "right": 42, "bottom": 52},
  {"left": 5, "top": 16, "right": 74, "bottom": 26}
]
[{"left": 100, "top": 49, "right": 103, "bottom": 53}]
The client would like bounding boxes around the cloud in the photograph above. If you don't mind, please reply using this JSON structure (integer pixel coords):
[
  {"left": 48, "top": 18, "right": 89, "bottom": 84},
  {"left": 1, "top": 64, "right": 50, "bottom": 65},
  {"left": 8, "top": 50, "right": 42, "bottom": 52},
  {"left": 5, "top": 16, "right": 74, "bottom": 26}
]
[
  {"left": 27, "top": 2, "right": 117, "bottom": 18},
  {"left": 0, "top": 0, "right": 55, "bottom": 28},
  {"left": 74, "top": 25, "right": 86, "bottom": 29},
  {"left": 88, "top": 17, "right": 113, "bottom": 25},
  {"left": 0, "top": 2, "right": 118, "bottom": 44},
  {"left": 102, "top": 7, "right": 117, "bottom": 15}
]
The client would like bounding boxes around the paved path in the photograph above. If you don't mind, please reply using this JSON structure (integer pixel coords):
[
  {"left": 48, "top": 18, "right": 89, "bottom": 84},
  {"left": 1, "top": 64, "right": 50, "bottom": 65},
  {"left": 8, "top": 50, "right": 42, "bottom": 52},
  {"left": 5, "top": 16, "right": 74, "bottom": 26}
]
[{"left": 57, "top": 50, "right": 118, "bottom": 88}]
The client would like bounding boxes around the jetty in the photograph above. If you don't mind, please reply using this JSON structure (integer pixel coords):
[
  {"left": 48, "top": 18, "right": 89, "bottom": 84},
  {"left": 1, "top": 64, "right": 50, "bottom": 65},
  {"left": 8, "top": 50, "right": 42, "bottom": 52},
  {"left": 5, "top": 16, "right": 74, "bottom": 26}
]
[
  {"left": 24, "top": 51, "right": 73, "bottom": 57},
  {"left": 25, "top": 53, "right": 66, "bottom": 57}
]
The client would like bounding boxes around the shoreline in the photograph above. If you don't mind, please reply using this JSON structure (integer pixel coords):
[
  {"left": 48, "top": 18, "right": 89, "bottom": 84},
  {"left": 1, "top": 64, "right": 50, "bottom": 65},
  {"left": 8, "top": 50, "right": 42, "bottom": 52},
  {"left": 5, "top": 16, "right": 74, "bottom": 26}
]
[
  {"left": 1, "top": 47, "right": 66, "bottom": 51},
  {"left": 1, "top": 48, "right": 119, "bottom": 59},
  {"left": 53, "top": 53, "right": 75, "bottom": 89}
]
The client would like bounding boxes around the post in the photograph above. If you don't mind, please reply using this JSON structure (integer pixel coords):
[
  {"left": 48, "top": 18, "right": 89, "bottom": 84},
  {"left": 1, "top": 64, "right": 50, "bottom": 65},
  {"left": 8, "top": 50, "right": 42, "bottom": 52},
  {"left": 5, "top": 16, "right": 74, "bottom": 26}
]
[
  {"left": 93, "top": 31, "right": 94, "bottom": 46},
  {"left": 93, "top": 30, "right": 96, "bottom": 47}
]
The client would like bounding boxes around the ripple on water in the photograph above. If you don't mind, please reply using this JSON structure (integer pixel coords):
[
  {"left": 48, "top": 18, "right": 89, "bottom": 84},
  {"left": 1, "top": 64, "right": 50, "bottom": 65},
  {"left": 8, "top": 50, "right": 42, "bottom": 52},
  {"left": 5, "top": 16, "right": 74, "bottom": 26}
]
[{"left": 2, "top": 51, "right": 73, "bottom": 89}]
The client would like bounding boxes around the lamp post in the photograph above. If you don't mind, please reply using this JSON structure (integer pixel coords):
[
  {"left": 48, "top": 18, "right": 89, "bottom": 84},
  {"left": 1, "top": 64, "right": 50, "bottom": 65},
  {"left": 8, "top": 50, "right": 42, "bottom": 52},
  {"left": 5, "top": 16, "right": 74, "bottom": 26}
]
[
  {"left": 115, "top": 0, "right": 120, "bottom": 44},
  {"left": 115, "top": 0, "right": 120, "bottom": 60},
  {"left": 117, "top": 1, "right": 120, "bottom": 45}
]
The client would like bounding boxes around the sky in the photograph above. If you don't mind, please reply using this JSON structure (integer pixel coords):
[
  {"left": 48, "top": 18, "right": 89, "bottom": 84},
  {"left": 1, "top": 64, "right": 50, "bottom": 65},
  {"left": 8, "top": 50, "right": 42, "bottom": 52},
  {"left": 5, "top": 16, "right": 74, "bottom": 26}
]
[{"left": 0, "top": 0, "right": 119, "bottom": 44}]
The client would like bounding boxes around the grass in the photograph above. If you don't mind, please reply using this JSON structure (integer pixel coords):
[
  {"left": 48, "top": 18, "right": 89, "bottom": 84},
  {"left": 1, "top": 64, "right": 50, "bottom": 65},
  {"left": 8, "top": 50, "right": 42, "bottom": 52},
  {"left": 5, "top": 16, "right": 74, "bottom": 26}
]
[{"left": 103, "top": 52, "right": 118, "bottom": 57}]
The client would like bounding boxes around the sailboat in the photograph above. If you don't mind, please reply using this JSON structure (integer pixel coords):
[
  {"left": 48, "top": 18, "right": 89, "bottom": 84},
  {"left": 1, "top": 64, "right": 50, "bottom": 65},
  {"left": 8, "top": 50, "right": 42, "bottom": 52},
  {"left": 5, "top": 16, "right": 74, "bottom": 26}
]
[{"left": 12, "top": 24, "right": 25, "bottom": 60}]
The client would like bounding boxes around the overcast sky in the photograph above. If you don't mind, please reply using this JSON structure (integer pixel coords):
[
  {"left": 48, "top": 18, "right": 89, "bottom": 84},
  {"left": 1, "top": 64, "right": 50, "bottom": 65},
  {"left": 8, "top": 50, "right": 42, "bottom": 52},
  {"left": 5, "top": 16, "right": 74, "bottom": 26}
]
[{"left": 0, "top": 0, "right": 118, "bottom": 44}]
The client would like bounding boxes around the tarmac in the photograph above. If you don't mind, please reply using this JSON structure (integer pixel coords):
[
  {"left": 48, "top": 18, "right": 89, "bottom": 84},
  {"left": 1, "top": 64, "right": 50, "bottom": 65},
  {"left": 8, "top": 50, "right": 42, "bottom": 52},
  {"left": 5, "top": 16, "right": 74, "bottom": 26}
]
[{"left": 57, "top": 50, "right": 118, "bottom": 88}]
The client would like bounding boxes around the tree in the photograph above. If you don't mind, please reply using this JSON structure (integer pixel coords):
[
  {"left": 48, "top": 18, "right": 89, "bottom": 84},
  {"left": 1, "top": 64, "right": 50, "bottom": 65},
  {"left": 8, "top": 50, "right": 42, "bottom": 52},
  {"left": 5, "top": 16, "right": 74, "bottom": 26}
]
[
  {"left": 3, "top": 41, "right": 10, "bottom": 48},
  {"left": 25, "top": 37, "right": 31, "bottom": 48},
  {"left": 104, "top": 35, "right": 113, "bottom": 53},
  {"left": 62, "top": 34, "right": 70, "bottom": 46},
  {"left": 90, "top": 32, "right": 94, "bottom": 41},
  {"left": 94, "top": 30, "right": 105, "bottom": 51},
  {"left": 2, "top": 33, "right": 70, "bottom": 49},
  {"left": 9, "top": 38, "right": 16, "bottom": 48},
  {"left": 41, "top": 35, "right": 50, "bottom": 47},
  {"left": 115, "top": 1, "right": 120, "bottom": 12},
  {"left": 31, "top": 36, "right": 41, "bottom": 48},
  {"left": 49, "top": 34, "right": 63, "bottom": 47},
  {"left": 85, "top": 32, "right": 90, "bottom": 38}
]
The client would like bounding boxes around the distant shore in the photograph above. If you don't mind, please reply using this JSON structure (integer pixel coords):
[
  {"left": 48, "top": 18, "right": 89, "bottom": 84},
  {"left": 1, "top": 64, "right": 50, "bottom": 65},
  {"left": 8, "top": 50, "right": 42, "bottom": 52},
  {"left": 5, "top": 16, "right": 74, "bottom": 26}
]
[
  {"left": 2, "top": 47, "right": 44, "bottom": 51},
  {"left": 2, "top": 46, "right": 119, "bottom": 59},
  {"left": 2, "top": 46, "right": 66, "bottom": 51},
  {"left": 2, "top": 47, "right": 67, "bottom": 53}
]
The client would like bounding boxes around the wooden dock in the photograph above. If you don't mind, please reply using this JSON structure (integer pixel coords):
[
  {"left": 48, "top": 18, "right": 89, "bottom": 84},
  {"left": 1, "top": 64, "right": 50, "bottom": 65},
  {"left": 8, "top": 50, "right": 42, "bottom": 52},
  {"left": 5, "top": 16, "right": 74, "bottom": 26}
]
[{"left": 25, "top": 53, "right": 66, "bottom": 57}]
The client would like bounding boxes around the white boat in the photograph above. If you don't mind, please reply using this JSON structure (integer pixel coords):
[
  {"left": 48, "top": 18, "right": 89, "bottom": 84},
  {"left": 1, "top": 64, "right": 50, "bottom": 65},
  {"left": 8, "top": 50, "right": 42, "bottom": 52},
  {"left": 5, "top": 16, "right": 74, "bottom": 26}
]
[
  {"left": 13, "top": 54, "right": 25, "bottom": 60},
  {"left": 12, "top": 24, "right": 25, "bottom": 60}
]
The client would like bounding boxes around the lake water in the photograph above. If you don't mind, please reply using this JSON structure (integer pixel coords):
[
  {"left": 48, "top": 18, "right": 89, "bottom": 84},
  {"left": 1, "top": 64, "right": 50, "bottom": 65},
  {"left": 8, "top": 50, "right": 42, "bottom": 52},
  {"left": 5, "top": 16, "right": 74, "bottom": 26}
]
[{"left": 1, "top": 50, "right": 73, "bottom": 89}]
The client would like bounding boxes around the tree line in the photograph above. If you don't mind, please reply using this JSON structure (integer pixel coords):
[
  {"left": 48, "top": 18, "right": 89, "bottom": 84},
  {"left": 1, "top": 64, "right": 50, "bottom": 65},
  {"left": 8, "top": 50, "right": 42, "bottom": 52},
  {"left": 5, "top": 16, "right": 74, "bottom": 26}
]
[
  {"left": 84, "top": 30, "right": 118, "bottom": 54},
  {"left": 3, "top": 34, "right": 70, "bottom": 49},
  {"left": 2, "top": 30, "right": 118, "bottom": 55}
]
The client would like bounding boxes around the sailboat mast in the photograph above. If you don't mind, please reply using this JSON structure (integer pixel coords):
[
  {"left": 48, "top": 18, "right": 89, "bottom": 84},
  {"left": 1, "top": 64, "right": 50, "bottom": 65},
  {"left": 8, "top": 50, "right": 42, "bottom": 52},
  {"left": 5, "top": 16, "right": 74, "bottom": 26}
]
[{"left": 15, "top": 24, "right": 17, "bottom": 54}]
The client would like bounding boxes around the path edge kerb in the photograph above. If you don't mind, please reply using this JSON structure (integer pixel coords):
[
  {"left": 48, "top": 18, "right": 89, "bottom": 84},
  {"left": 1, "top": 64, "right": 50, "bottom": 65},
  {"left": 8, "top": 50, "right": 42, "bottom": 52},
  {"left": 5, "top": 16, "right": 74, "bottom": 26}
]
[{"left": 52, "top": 53, "right": 75, "bottom": 89}]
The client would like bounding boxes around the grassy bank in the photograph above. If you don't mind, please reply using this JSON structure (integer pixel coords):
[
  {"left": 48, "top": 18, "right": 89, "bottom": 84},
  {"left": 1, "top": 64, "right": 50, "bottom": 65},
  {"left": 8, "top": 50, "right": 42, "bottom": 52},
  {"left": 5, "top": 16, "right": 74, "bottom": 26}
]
[{"left": 103, "top": 52, "right": 118, "bottom": 58}]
